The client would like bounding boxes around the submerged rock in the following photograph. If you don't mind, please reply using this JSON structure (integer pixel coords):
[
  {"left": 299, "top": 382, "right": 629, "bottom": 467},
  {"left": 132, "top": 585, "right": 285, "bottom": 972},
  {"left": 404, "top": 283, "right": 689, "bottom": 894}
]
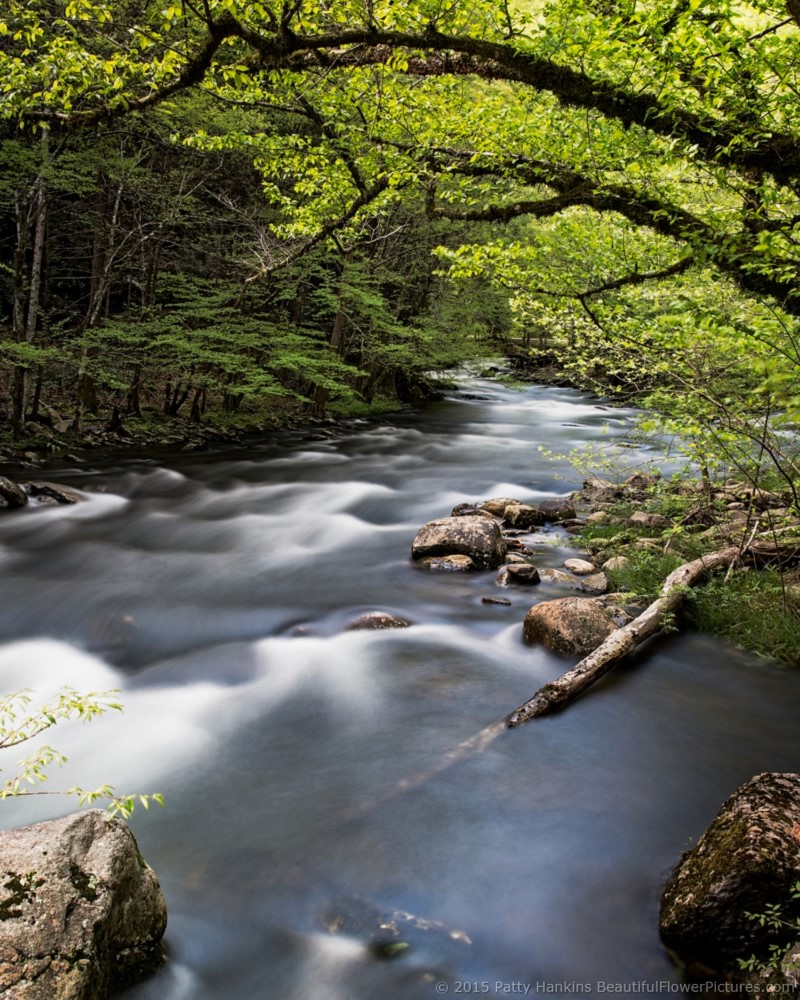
[
  {"left": 411, "top": 516, "right": 507, "bottom": 570},
  {"left": 0, "top": 810, "right": 167, "bottom": 999},
  {"left": 522, "top": 597, "right": 618, "bottom": 655},
  {"left": 346, "top": 612, "right": 411, "bottom": 631},
  {"left": 419, "top": 554, "right": 475, "bottom": 572},
  {"left": 660, "top": 772, "right": 800, "bottom": 984},
  {"left": 321, "top": 896, "right": 471, "bottom": 963}
]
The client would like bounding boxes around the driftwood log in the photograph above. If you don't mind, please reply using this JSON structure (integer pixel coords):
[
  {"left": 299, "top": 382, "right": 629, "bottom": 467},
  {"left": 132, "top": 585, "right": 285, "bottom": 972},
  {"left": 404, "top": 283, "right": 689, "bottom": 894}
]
[{"left": 506, "top": 546, "right": 741, "bottom": 726}]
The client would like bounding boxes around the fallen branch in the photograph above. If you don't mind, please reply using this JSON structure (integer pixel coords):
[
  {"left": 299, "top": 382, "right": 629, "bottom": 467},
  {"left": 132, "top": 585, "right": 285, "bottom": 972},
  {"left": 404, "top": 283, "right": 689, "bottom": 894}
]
[{"left": 506, "top": 546, "right": 741, "bottom": 726}]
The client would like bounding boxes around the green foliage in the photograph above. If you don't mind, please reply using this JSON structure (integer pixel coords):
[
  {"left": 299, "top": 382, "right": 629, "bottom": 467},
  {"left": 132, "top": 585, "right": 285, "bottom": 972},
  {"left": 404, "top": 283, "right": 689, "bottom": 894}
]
[
  {"left": 0, "top": 689, "right": 163, "bottom": 820},
  {"left": 604, "top": 549, "right": 685, "bottom": 603},
  {"left": 737, "top": 882, "right": 800, "bottom": 978},
  {"left": 688, "top": 571, "right": 800, "bottom": 666}
]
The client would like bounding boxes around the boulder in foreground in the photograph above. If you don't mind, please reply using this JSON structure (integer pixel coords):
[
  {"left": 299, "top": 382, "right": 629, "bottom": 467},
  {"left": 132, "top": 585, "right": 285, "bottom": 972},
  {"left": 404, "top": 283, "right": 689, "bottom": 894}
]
[
  {"left": 0, "top": 810, "right": 167, "bottom": 999},
  {"left": 660, "top": 772, "right": 800, "bottom": 985},
  {"left": 412, "top": 516, "right": 507, "bottom": 570},
  {"left": 522, "top": 597, "right": 618, "bottom": 655}
]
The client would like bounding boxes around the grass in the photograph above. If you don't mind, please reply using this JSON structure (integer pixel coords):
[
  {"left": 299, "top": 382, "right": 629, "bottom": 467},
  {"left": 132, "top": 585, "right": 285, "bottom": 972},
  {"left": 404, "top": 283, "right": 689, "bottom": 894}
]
[{"left": 687, "top": 571, "right": 800, "bottom": 666}]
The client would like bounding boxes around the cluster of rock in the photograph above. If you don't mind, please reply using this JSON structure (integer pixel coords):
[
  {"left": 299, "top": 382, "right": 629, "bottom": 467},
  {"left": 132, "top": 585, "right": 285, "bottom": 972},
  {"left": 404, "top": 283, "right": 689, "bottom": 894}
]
[
  {"left": 0, "top": 810, "right": 167, "bottom": 999},
  {"left": 410, "top": 495, "right": 636, "bottom": 655},
  {"left": 0, "top": 477, "right": 80, "bottom": 511}
]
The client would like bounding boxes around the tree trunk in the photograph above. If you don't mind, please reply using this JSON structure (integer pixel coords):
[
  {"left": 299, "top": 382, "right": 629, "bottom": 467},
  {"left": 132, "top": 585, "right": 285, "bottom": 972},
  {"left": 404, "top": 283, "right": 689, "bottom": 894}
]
[
  {"left": 506, "top": 546, "right": 741, "bottom": 726},
  {"left": 12, "top": 128, "right": 48, "bottom": 440}
]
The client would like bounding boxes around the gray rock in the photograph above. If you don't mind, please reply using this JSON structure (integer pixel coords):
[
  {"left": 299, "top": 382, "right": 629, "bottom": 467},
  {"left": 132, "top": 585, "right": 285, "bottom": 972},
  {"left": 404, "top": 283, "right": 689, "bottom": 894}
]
[
  {"left": 495, "top": 563, "right": 540, "bottom": 587},
  {"left": 23, "top": 481, "right": 81, "bottom": 506},
  {"left": 563, "top": 558, "right": 596, "bottom": 575},
  {"left": 522, "top": 597, "right": 619, "bottom": 655},
  {"left": 412, "top": 516, "right": 507, "bottom": 570},
  {"left": 0, "top": 810, "right": 166, "bottom": 999},
  {"left": 346, "top": 612, "right": 411, "bottom": 630},
  {"left": 578, "top": 571, "right": 608, "bottom": 595},
  {"left": 418, "top": 554, "right": 475, "bottom": 572},
  {"left": 660, "top": 772, "right": 800, "bottom": 982},
  {"left": 586, "top": 511, "right": 609, "bottom": 523},
  {"left": 538, "top": 498, "right": 577, "bottom": 521},
  {"left": 0, "top": 477, "right": 28, "bottom": 510},
  {"left": 482, "top": 596, "right": 512, "bottom": 606},
  {"left": 602, "top": 555, "right": 631, "bottom": 571}
]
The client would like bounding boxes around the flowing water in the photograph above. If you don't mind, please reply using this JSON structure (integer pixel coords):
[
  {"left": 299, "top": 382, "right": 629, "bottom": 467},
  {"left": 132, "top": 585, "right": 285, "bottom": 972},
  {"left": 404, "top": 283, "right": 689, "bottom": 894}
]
[{"left": 0, "top": 377, "right": 798, "bottom": 999}]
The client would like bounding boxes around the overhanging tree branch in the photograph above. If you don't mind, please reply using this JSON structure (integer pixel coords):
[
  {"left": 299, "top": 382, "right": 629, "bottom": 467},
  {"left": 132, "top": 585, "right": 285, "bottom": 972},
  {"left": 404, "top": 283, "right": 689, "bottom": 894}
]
[{"left": 41, "top": 16, "right": 800, "bottom": 186}]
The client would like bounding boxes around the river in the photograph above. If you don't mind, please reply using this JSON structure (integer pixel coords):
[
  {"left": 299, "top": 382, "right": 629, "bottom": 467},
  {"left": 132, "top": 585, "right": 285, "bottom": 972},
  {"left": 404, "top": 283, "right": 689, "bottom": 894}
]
[{"left": 0, "top": 376, "right": 798, "bottom": 998}]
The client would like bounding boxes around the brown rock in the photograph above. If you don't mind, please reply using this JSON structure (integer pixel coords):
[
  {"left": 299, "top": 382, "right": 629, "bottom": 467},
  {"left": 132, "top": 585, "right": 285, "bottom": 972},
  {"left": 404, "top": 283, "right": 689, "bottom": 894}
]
[
  {"left": 503, "top": 503, "right": 546, "bottom": 529},
  {"left": 538, "top": 498, "right": 577, "bottom": 521},
  {"left": 346, "top": 612, "right": 411, "bottom": 630},
  {"left": 522, "top": 597, "right": 619, "bottom": 655},
  {"left": 480, "top": 497, "right": 525, "bottom": 517}
]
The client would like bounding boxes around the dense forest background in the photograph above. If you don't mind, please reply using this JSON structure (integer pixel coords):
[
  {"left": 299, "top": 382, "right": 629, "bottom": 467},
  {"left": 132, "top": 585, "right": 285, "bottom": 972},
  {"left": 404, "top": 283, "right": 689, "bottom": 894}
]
[{"left": 0, "top": 0, "right": 798, "bottom": 502}]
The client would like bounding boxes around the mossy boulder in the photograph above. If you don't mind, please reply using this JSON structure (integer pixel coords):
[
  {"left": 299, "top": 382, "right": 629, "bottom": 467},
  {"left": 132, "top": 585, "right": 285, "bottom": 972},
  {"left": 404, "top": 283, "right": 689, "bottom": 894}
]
[
  {"left": 0, "top": 810, "right": 166, "bottom": 999},
  {"left": 660, "top": 772, "right": 800, "bottom": 982},
  {"left": 412, "top": 516, "right": 507, "bottom": 570}
]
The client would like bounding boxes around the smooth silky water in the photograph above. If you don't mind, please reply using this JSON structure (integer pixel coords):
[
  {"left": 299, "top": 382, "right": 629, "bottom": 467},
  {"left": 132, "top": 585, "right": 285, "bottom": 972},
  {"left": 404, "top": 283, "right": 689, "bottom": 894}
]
[{"left": 0, "top": 378, "right": 798, "bottom": 998}]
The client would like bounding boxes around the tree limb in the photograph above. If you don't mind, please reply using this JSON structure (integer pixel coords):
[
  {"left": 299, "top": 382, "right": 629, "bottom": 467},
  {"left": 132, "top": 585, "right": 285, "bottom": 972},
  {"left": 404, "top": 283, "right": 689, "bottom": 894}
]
[{"left": 506, "top": 546, "right": 741, "bottom": 726}]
